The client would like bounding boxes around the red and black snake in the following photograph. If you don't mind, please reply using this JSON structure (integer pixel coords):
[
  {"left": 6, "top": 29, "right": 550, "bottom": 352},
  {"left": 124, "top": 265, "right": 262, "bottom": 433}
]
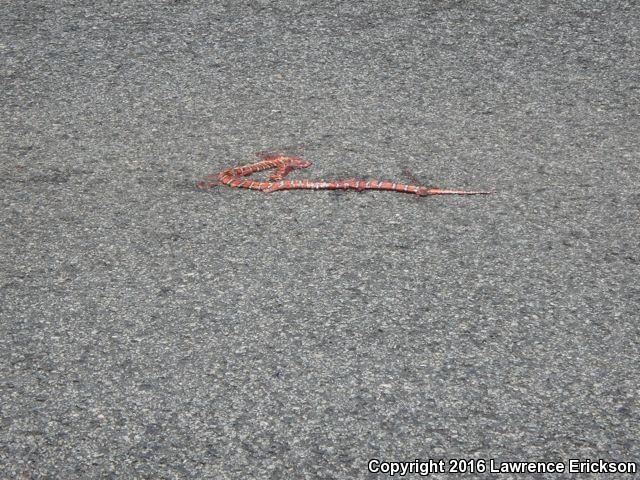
[{"left": 196, "top": 154, "right": 493, "bottom": 196}]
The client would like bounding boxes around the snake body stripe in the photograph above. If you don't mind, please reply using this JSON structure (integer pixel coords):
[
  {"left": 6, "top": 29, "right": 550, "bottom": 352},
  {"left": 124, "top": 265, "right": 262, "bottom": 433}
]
[{"left": 197, "top": 154, "right": 493, "bottom": 196}]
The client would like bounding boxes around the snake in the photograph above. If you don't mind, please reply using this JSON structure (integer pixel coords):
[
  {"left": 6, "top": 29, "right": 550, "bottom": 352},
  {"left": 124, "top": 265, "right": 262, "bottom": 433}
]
[{"left": 196, "top": 154, "right": 493, "bottom": 196}]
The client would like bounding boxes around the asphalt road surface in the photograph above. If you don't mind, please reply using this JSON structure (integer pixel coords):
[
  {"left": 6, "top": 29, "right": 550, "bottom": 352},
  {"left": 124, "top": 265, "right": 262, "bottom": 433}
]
[{"left": 2, "top": 1, "right": 639, "bottom": 478}]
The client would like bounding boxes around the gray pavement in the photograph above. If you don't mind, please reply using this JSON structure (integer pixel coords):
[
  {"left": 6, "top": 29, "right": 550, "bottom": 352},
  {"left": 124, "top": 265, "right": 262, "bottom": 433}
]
[{"left": 1, "top": 1, "right": 639, "bottom": 478}]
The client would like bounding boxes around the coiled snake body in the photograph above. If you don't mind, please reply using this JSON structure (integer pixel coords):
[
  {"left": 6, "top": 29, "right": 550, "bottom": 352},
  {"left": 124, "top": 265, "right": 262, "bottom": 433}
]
[{"left": 196, "top": 154, "right": 493, "bottom": 196}]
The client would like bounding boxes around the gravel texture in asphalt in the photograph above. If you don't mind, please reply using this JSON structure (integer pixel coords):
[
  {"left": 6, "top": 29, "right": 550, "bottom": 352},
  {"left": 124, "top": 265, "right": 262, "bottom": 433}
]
[{"left": 1, "top": 1, "right": 639, "bottom": 478}]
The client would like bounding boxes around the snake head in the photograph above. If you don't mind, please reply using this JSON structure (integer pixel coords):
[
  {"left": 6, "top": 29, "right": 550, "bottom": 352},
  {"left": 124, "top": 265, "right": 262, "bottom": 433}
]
[{"left": 282, "top": 156, "right": 312, "bottom": 170}]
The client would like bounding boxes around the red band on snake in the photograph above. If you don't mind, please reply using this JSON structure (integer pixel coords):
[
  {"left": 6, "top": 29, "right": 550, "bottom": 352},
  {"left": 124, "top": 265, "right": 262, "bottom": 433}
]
[{"left": 196, "top": 154, "right": 493, "bottom": 196}]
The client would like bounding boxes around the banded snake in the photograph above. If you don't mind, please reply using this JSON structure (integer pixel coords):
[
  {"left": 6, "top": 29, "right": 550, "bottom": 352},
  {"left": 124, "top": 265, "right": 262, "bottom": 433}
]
[{"left": 197, "top": 154, "right": 493, "bottom": 196}]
